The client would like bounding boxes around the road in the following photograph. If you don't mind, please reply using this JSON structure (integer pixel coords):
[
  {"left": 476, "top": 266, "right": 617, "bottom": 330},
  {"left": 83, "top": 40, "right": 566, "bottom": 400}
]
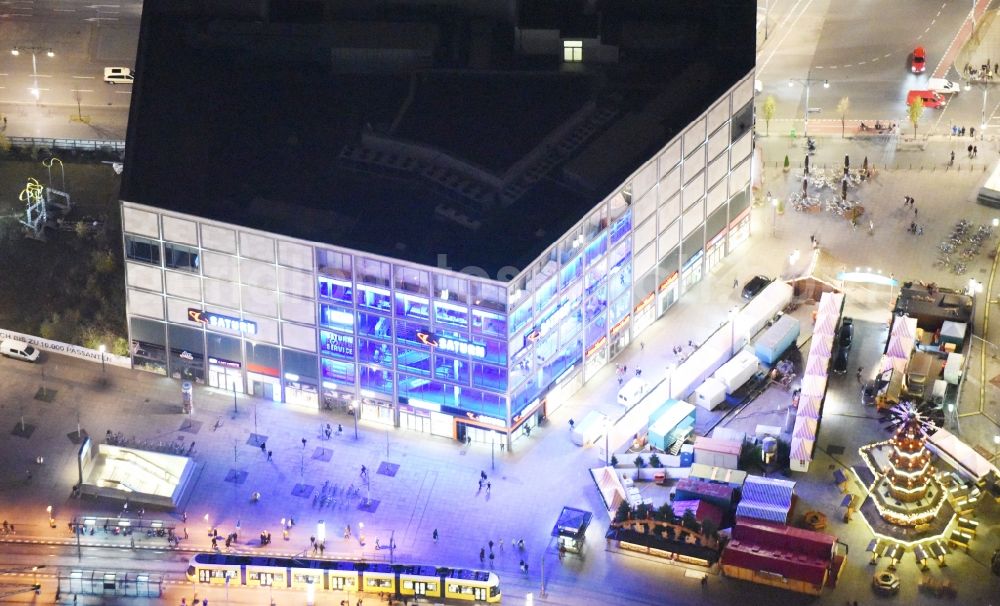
[
  {"left": 0, "top": 0, "right": 142, "bottom": 140},
  {"left": 757, "top": 0, "right": 990, "bottom": 135}
]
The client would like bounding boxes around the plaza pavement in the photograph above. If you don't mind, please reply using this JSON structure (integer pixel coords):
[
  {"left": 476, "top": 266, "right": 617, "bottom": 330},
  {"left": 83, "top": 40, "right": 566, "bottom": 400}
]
[{"left": 2, "top": 135, "right": 1000, "bottom": 605}]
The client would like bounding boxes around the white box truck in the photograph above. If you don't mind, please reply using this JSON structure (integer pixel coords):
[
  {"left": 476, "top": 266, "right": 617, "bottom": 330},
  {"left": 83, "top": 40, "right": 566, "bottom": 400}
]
[{"left": 617, "top": 377, "right": 650, "bottom": 408}]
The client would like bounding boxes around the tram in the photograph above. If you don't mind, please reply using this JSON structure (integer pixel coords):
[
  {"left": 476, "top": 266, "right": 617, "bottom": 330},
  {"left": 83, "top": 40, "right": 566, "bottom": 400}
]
[{"left": 186, "top": 553, "right": 501, "bottom": 603}]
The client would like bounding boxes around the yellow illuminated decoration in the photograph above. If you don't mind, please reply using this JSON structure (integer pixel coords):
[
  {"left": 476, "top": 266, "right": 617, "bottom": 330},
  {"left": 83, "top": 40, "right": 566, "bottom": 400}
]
[{"left": 19, "top": 177, "right": 44, "bottom": 209}]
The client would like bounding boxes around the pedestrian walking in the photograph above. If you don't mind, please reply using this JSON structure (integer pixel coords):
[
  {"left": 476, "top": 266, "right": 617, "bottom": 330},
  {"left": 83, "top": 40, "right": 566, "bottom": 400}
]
[
  {"left": 479, "top": 548, "right": 485, "bottom": 563},
  {"left": 260, "top": 442, "right": 266, "bottom": 453},
  {"left": 267, "top": 450, "right": 273, "bottom": 461},
  {"left": 950, "top": 150, "right": 955, "bottom": 166},
  {"left": 971, "top": 126, "right": 977, "bottom": 138},
  {"left": 489, "top": 551, "right": 495, "bottom": 566},
  {"left": 489, "top": 540, "right": 494, "bottom": 551},
  {"left": 732, "top": 278, "right": 738, "bottom": 289},
  {"left": 486, "top": 482, "right": 491, "bottom": 494},
  {"left": 498, "top": 538, "right": 503, "bottom": 552},
  {"left": 640, "top": 341, "right": 645, "bottom": 351},
  {"left": 969, "top": 144, "right": 974, "bottom": 158},
  {"left": 952, "top": 124, "right": 958, "bottom": 136},
  {"left": 433, "top": 529, "right": 438, "bottom": 542},
  {"left": 182, "top": 511, "right": 188, "bottom": 522},
  {"left": 914, "top": 207, "right": 918, "bottom": 217},
  {"left": 478, "top": 478, "right": 484, "bottom": 490},
  {"left": 337, "top": 423, "right": 343, "bottom": 435},
  {"left": 568, "top": 418, "right": 575, "bottom": 430},
  {"left": 856, "top": 367, "right": 863, "bottom": 384},
  {"left": 481, "top": 471, "right": 487, "bottom": 481},
  {"left": 701, "top": 575, "right": 708, "bottom": 588},
  {"left": 974, "top": 145, "right": 979, "bottom": 157}
]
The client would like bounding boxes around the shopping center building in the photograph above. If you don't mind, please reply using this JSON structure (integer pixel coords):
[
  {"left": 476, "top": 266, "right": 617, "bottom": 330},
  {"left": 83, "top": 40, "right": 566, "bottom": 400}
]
[{"left": 120, "top": 0, "right": 755, "bottom": 445}]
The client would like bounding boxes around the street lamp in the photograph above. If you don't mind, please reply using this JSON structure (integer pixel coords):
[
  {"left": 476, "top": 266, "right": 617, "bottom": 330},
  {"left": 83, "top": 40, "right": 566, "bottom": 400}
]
[
  {"left": 770, "top": 194, "right": 778, "bottom": 236},
  {"left": 350, "top": 400, "right": 359, "bottom": 439},
  {"left": 98, "top": 344, "right": 106, "bottom": 380},
  {"left": 964, "top": 80, "right": 988, "bottom": 140},
  {"left": 787, "top": 74, "right": 829, "bottom": 140},
  {"left": 11, "top": 46, "right": 54, "bottom": 101},
  {"left": 666, "top": 362, "right": 677, "bottom": 400}
]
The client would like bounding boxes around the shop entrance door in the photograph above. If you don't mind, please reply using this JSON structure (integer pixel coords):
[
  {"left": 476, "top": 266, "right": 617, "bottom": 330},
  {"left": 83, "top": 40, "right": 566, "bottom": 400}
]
[{"left": 413, "top": 581, "right": 427, "bottom": 596}]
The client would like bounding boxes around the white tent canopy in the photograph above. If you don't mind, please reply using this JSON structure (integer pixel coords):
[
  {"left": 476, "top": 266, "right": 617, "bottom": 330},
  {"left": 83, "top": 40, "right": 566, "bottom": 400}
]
[
  {"left": 801, "top": 374, "right": 827, "bottom": 397},
  {"left": 797, "top": 396, "right": 822, "bottom": 419},
  {"left": 814, "top": 313, "right": 837, "bottom": 336},
  {"left": 810, "top": 334, "right": 834, "bottom": 358},
  {"left": 891, "top": 315, "right": 917, "bottom": 339},
  {"left": 805, "top": 355, "right": 829, "bottom": 376}
]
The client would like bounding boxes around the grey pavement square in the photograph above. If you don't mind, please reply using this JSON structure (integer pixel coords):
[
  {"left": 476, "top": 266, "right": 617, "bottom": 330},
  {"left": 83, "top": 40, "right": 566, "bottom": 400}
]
[
  {"left": 377, "top": 462, "right": 399, "bottom": 477},
  {"left": 291, "top": 484, "right": 314, "bottom": 498},
  {"left": 67, "top": 430, "right": 89, "bottom": 444},
  {"left": 179, "top": 419, "right": 202, "bottom": 434},
  {"left": 826, "top": 444, "right": 846, "bottom": 455},
  {"left": 224, "top": 470, "right": 248, "bottom": 485},
  {"left": 312, "top": 447, "right": 332, "bottom": 462},
  {"left": 12, "top": 423, "right": 35, "bottom": 438},
  {"left": 247, "top": 433, "right": 268, "bottom": 447},
  {"left": 34, "top": 387, "right": 56, "bottom": 402},
  {"left": 357, "top": 498, "right": 380, "bottom": 513}
]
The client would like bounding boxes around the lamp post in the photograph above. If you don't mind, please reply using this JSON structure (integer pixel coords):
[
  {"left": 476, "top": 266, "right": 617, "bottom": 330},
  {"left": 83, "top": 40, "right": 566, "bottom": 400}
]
[
  {"left": 770, "top": 194, "right": 778, "bottom": 236},
  {"left": 491, "top": 432, "right": 496, "bottom": 470},
  {"left": 666, "top": 363, "right": 677, "bottom": 400},
  {"left": 964, "top": 80, "right": 989, "bottom": 140},
  {"left": 787, "top": 73, "right": 829, "bottom": 140},
  {"left": 11, "top": 46, "right": 54, "bottom": 102},
  {"left": 350, "top": 401, "right": 359, "bottom": 439},
  {"left": 99, "top": 344, "right": 106, "bottom": 380}
]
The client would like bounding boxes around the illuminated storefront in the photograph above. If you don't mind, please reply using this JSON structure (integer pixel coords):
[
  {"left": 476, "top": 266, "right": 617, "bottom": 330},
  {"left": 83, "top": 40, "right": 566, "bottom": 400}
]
[{"left": 122, "top": 72, "right": 756, "bottom": 444}]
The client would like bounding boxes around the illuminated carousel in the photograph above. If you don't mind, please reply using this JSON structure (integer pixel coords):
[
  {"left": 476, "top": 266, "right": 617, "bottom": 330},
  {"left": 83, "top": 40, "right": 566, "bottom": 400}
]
[{"left": 853, "top": 402, "right": 955, "bottom": 545}]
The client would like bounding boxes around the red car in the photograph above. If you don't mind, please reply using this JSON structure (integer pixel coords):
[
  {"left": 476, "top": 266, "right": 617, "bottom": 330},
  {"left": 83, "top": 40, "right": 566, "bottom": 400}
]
[
  {"left": 907, "top": 90, "right": 946, "bottom": 108},
  {"left": 912, "top": 46, "right": 926, "bottom": 73}
]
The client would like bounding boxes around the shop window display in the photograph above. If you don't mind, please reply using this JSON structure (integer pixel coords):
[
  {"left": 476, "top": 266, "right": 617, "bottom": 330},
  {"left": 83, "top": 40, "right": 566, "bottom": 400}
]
[
  {"left": 357, "top": 284, "right": 392, "bottom": 313},
  {"left": 357, "top": 311, "right": 392, "bottom": 340},
  {"left": 395, "top": 292, "right": 430, "bottom": 321},
  {"left": 320, "top": 303, "right": 354, "bottom": 332},
  {"left": 397, "top": 347, "right": 432, "bottom": 377},
  {"left": 434, "top": 354, "right": 470, "bottom": 383},
  {"left": 472, "top": 309, "right": 506, "bottom": 337},
  {"left": 433, "top": 300, "right": 468, "bottom": 329},
  {"left": 321, "top": 358, "right": 355, "bottom": 384},
  {"left": 318, "top": 276, "right": 353, "bottom": 304},
  {"left": 358, "top": 339, "right": 393, "bottom": 366},
  {"left": 359, "top": 366, "right": 393, "bottom": 395}
]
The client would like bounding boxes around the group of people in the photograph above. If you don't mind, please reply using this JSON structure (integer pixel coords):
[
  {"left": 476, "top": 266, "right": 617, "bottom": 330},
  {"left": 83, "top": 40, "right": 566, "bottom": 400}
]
[{"left": 951, "top": 125, "right": 975, "bottom": 137}]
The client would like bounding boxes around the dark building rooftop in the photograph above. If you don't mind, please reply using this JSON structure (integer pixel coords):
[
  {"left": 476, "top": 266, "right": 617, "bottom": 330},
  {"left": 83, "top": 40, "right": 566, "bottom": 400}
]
[{"left": 122, "top": 0, "right": 754, "bottom": 277}]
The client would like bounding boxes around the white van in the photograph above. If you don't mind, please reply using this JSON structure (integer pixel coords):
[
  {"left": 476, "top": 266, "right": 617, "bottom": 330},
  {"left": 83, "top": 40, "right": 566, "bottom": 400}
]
[
  {"left": 927, "top": 78, "right": 960, "bottom": 95},
  {"left": 0, "top": 339, "right": 40, "bottom": 362},
  {"left": 104, "top": 67, "right": 134, "bottom": 84},
  {"left": 617, "top": 377, "right": 650, "bottom": 408}
]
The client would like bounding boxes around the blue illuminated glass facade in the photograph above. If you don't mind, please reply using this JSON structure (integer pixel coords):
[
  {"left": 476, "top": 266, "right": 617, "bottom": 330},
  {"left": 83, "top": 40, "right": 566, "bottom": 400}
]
[{"left": 123, "top": 73, "right": 756, "bottom": 444}]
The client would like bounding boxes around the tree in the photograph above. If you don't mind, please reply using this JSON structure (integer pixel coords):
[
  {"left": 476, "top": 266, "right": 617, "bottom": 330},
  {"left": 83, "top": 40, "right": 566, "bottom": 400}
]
[
  {"left": 614, "top": 502, "right": 632, "bottom": 524},
  {"left": 908, "top": 97, "right": 924, "bottom": 137},
  {"left": 836, "top": 97, "right": 850, "bottom": 138},
  {"left": 681, "top": 510, "right": 701, "bottom": 533},
  {"left": 761, "top": 96, "right": 777, "bottom": 136},
  {"left": 648, "top": 453, "right": 662, "bottom": 468}
]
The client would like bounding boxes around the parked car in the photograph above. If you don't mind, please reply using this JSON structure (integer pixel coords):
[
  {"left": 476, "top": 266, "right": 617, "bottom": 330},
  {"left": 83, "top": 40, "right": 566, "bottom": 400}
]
[
  {"left": 927, "top": 78, "right": 960, "bottom": 94},
  {"left": 907, "top": 89, "right": 947, "bottom": 108},
  {"left": 0, "top": 338, "right": 39, "bottom": 362},
  {"left": 104, "top": 67, "right": 134, "bottom": 84},
  {"left": 838, "top": 317, "right": 854, "bottom": 350},
  {"left": 911, "top": 46, "right": 926, "bottom": 73},
  {"left": 741, "top": 275, "right": 772, "bottom": 300}
]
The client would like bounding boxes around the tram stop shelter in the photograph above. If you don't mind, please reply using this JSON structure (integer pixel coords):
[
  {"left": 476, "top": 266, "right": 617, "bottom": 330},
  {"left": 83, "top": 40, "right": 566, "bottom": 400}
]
[{"left": 552, "top": 507, "right": 593, "bottom": 554}]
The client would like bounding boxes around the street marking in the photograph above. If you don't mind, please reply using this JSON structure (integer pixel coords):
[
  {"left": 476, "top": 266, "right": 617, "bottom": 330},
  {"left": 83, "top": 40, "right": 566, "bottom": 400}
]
[
  {"left": 858, "top": 61, "right": 866, "bottom": 65},
  {"left": 54, "top": 8, "right": 77, "bottom": 11},
  {"left": 70, "top": 89, "right": 95, "bottom": 93},
  {"left": 72, "top": 75, "right": 96, "bottom": 79},
  {"left": 114, "top": 90, "right": 131, "bottom": 94},
  {"left": 31, "top": 74, "right": 53, "bottom": 78}
]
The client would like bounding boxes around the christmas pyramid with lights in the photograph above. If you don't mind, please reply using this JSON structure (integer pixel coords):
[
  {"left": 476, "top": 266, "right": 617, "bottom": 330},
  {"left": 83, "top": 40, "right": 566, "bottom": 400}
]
[{"left": 858, "top": 402, "right": 949, "bottom": 530}]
